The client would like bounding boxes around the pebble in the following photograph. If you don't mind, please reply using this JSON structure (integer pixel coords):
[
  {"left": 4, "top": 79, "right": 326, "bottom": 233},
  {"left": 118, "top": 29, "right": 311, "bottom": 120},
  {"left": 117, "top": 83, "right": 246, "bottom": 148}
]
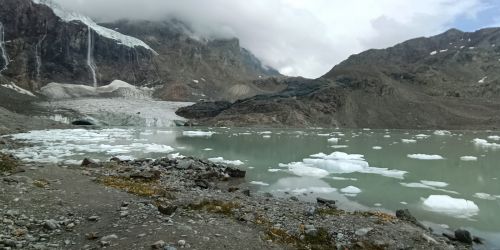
[
  {"left": 151, "top": 240, "right": 166, "bottom": 249},
  {"left": 355, "top": 227, "right": 373, "bottom": 236},
  {"left": 177, "top": 239, "right": 186, "bottom": 247}
]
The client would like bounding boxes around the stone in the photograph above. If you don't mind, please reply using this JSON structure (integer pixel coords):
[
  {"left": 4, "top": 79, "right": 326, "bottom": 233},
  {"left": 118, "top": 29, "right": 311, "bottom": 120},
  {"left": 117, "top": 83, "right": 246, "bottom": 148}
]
[
  {"left": 43, "top": 219, "right": 59, "bottom": 230},
  {"left": 242, "top": 189, "right": 251, "bottom": 196},
  {"left": 316, "top": 197, "right": 336, "bottom": 207},
  {"left": 176, "top": 160, "right": 193, "bottom": 170},
  {"left": 194, "top": 179, "right": 209, "bottom": 189},
  {"left": 454, "top": 229, "right": 473, "bottom": 244},
  {"left": 225, "top": 167, "right": 246, "bottom": 178},
  {"left": 130, "top": 170, "right": 161, "bottom": 180},
  {"left": 101, "top": 234, "right": 118, "bottom": 242},
  {"left": 151, "top": 240, "right": 166, "bottom": 249},
  {"left": 289, "top": 196, "right": 299, "bottom": 201},
  {"left": 395, "top": 209, "right": 425, "bottom": 228},
  {"left": 87, "top": 216, "right": 99, "bottom": 221},
  {"left": 177, "top": 240, "right": 186, "bottom": 247},
  {"left": 86, "top": 232, "right": 99, "bottom": 240},
  {"left": 305, "top": 206, "right": 316, "bottom": 216},
  {"left": 227, "top": 187, "right": 239, "bottom": 192},
  {"left": 355, "top": 227, "right": 373, "bottom": 236},
  {"left": 158, "top": 204, "right": 177, "bottom": 216},
  {"left": 81, "top": 158, "right": 98, "bottom": 168},
  {"left": 304, "top": 225, "right": 318, "bottom": 237}
]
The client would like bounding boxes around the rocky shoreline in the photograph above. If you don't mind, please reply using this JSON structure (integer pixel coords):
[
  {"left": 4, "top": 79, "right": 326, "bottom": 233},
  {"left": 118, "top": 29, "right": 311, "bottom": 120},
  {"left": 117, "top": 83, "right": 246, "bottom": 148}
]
[{"left": 0, "top": 148, "right": 477, "bottom": 249}]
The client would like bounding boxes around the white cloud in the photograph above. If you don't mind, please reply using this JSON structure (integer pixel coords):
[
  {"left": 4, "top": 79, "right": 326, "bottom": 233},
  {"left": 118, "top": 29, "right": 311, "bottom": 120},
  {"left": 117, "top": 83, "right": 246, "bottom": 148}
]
[{"left": 54, "top": 0, "right": 487, "bottom": 78}]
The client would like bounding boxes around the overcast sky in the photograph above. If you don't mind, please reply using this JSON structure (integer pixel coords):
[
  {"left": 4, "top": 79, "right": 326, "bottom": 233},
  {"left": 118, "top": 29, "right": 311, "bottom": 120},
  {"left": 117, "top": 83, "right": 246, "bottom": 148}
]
[{"left": 54, "top": 0, "right": 500, "bottom": 78}]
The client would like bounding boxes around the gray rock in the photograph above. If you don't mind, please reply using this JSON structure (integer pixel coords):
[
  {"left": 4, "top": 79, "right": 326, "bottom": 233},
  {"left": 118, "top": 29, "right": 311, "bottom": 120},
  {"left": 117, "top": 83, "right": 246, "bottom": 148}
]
[
  {"left": 43, "top": 219, "right": 59, "bottom": 230},
  {"left": 355, "top": 227, "right": 373, "bottom": 236},
  {"left": 158, "top": 204, "right": 177, "bottom": 216},
  {"left": 101, "top": 234, "right": 118, "bottom": 242},
  {"left": 225, "top": 167, "right": 246, "bottom": 178},
  {"left": 151, "top": 240, "right": 166, "bottom": 249},
  {"left": 305, "top": 206, "right": 316, "bottom": 216},
  {"left": 316, "top": 197, "right": 336, "bottom": 206},
  {"left": 304, "top": 225, "right": 318, "bottom": 237},
  {"left": 454, "top": 229, "right": 473, "bottom": 244},
  {"left": 194, "top": 179, "right": 209, "bottom": 189}
]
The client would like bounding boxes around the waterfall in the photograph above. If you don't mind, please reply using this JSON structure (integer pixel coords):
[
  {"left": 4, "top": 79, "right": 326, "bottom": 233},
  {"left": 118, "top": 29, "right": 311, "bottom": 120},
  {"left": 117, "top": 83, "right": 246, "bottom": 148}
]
[
  {"left": 35, "top": 33, "right": 46, "bottom": 82},
  {"left": 86, "top": 26, "right": 97, "bottom": 87},
  {"left": 0, "top": 22, "right": 9, "bottom": 74}
]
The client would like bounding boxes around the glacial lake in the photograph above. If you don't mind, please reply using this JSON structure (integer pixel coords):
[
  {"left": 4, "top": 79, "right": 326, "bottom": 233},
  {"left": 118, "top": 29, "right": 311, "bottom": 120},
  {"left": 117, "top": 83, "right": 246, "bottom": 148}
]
[{"left": 3, "top": 127, "right": 500, "bottom": 247}]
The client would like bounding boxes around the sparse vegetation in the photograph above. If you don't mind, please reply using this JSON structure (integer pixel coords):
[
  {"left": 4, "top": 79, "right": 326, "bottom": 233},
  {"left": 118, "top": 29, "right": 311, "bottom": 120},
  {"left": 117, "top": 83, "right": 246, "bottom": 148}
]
[
  {"left": 187, "top": 199, "right": 241, "bottom": 215},
  {"left": 0, "top": 153, "right": 18, "bottom": 172},
  {"left": 100, "top": 176, "right": 164, "bottom": 197}
]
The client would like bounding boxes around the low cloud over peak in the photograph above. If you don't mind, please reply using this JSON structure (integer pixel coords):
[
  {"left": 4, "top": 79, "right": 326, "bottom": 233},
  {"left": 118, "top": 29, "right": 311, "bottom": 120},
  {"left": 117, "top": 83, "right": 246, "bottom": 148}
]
[{"left": 55, "top": 0, "right": 491, "bottom": 78}]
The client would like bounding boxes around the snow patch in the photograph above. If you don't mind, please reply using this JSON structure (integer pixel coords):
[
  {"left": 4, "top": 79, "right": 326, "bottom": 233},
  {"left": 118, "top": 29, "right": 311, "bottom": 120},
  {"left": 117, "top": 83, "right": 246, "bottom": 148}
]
[
  {"left": 32, "top": 0, "right": 157, "bottom": 54},
  {"left": 1, "top": 83, "right": 36, "bottom": 97},
  {"left": 478, "top": 76, "right": 487, "bottom": 83}
]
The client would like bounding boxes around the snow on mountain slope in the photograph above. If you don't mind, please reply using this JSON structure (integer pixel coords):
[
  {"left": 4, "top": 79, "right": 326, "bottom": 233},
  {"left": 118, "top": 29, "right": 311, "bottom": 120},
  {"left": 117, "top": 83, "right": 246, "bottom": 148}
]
[{"left": 31, "top": 0, "right": 158, "bottom": 54}]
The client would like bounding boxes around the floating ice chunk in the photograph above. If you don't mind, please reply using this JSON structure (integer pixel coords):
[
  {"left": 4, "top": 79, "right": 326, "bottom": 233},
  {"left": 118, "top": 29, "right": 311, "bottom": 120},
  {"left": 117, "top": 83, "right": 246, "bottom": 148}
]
[
  {"left": 331, "top": 145, "right": 348, "bottom": 149},
  {"left": 291, "top": 187, "right": 337, "bottom": 194},
  {"left": 203, "top": 148, "right": 213, "bottom": 151},
  {"left": 168, "top": 153, "right": 185, "bottom": 159},
  {"left": 400, "top": 201, "right": 408, "bottom": 205},
  {"left": 283, "top": 162, "right": 330, "bottom": 178},
  {"left": 473, "top": 192, "right": 496, "bottom": 200},
  {"left": 327, "top": 137, "right": 339, "bottom": 143},
  {"left": 262, "top": 135, "right": 271, "bottom": 138},
  {"left": 430, "top": 51, "right": 438, "bottom": 55},
  {"left": 460, "top": 156, "right": 478, "bottom": 161},
  {"left": 63, "top": 159, "right": 82, "bottom": 165},
  {"left": 472, "top": 138, "right": 500, "bottom": 149},
  {"left": 141, "top": 144, "right": 174, "bottom": 153},
  {"left": 208, "top": 157, "right": 244, "bottom": 166},
  {"left": 317, "top": 133, "right": 330, "bottom": 137},
  {"left": 421, "top": 180, "right": 448, "bottom": 187},
  {"left": 402, "top": 139, "right": 417, "bottom": 143},
  {"left": 434, "top": 130, "right": 451, "bottom": 136},
  {"left": 407, "top": 154, "right": 444, "bottom": 160},
  {"left": 331, "top": 176, "right": 357, "bottom": 181},
  {"left": 268, "top": 169, "right": 282, "bottom": 172},
  {"left": 259, "top": 131, "right": 272, "bottom": 134},
  {"left": 383, "top": 135, "right": 391, "bottom": 138},
  {"left": 487, "top": 135, "right": 500, "bottom": 140},
  {"left": 400, "top": 181, "right": 457, "bottom": 194},
  {"left": 192, "top": 80, "right": 199, "bottom": 83},
  {"left": 415, "top": 134, "right": 430, "bottom": 139},
  {"left": 422, "top": 195, "right": 479, "bottom": 218},
  {"left": 1, "top": 83, "right": 36, "bottom": 96},
  {"left": 340, "top": 186, "right": 361, "bottom": 194},
  {"left": 280, "top": 151, "right": 406, "bottom": 179},
  {"left": 439, "top": 49, "right": 448, "bottom": 53},
  {"left": 115, "top": 155, "right": 136, "bottom": 161},
  {"left": 374, "top": 203, "right": 382, "bottom": 207},
  {"left": 362, "top": 128, "right": 371, "bottom": 131},
  {"left": 182, "top": 131, "right": 215, "bottom": 137},
  {"left": 372, "top": 146, "right": 382, "bottom": 150},
  {"left": 250, "top": 181, "right": 269, "bottom": 186}
]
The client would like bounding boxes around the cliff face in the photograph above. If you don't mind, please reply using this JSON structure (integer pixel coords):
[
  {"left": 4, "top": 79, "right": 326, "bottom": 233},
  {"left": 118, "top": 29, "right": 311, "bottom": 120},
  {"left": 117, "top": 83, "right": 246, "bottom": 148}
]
[
  {"left": 0, "top": 0, "right": 157, "bottom": 90},
  {"left": 178, "top": 28, "right": 500, "bottom": 129},
  {"left": 0, "top": 0, "right": 280, "bottom": 101},
  {"left": 101, "top": 20, "right": 281, "bottom": 101}
]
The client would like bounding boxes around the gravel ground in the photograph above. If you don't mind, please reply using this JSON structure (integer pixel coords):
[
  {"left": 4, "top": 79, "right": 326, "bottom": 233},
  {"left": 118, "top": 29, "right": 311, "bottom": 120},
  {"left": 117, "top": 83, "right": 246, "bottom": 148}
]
[{"left": 0, "top": 154, "right": 474, "bottom": 250}]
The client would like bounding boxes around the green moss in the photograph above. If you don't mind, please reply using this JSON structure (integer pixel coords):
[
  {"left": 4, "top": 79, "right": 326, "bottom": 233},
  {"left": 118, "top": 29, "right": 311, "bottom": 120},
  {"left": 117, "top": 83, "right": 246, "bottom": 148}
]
[{"left": 316, "top": 207, "right": 344, "bottom": 216}]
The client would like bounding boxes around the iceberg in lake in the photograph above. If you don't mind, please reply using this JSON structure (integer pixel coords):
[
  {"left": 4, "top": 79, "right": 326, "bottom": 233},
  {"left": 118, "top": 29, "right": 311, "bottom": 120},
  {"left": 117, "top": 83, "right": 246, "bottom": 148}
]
[
  {"left": 279, "top": 151, "right": 406, "bottom": 179},
  {"left": 422, "top": 195, "right": 479, "bottom": 218}
]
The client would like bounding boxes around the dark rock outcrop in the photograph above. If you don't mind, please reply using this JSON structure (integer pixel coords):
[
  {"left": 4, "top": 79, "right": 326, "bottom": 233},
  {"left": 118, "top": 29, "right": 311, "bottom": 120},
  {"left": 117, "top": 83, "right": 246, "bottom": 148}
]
[{"left": 178, "top": 28, "right": 500, "bottom": 129}]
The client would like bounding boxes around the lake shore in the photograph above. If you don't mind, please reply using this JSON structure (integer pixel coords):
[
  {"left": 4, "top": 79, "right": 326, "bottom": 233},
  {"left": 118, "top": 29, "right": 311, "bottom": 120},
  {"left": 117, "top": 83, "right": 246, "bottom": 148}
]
[{"left": 0, "top": 143, "right": 474, "bottom": 249}]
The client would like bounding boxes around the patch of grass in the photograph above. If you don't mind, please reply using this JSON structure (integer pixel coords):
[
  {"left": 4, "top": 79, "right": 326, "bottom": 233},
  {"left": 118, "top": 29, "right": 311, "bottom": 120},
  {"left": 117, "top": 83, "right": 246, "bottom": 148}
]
[
  {"left": 265, "top": 226, "right": 335, "bottom": 250},
  {"left": 33, "top": 179, "right": 49, "bottom": 188},
  {"left": 316, "top": 207, "right": 345, "bottom": 216},
  {"left": 0, "top": 153, "right": 18, "bottom": 172},
  {"left": 187, "top": 199, "right": 241, "bottom": 215},
  {"left": 354, "top": 210, "right": 396, "bottom": 223},
  {"left": 100, "top": 176, "right": 164, "bottom": 197}
]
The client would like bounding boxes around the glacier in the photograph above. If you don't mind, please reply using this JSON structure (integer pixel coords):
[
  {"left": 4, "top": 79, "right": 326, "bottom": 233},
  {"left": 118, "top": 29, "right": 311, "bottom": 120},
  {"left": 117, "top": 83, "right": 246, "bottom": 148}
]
[{"left": 31, "top": 0, "right": 158, "bottom": 55}]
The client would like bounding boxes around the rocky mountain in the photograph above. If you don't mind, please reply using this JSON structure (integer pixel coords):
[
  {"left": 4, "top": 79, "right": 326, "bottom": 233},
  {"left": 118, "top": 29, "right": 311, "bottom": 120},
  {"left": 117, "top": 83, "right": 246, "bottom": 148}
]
[
  {"left": 178, "top": 28, "right": 500, "bottom": 129},
  {"left": 0, "top": 0, "right": 280, "bottom": 101}
]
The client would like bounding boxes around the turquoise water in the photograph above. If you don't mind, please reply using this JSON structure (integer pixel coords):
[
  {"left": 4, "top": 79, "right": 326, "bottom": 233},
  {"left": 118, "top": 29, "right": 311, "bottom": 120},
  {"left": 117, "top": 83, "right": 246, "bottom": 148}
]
[{"left": 4, "top": 127, "right": 500, "bottom": 247}]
